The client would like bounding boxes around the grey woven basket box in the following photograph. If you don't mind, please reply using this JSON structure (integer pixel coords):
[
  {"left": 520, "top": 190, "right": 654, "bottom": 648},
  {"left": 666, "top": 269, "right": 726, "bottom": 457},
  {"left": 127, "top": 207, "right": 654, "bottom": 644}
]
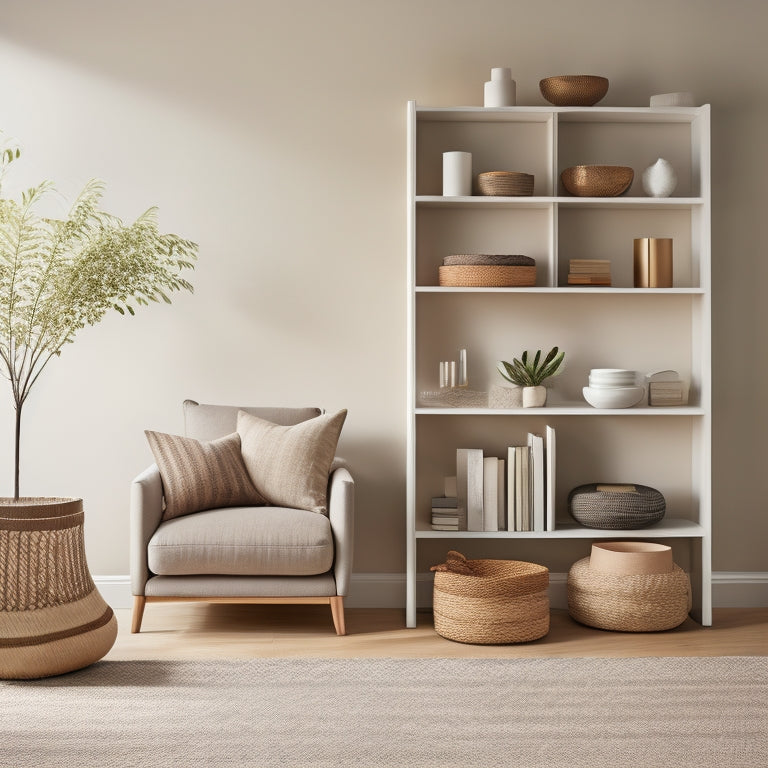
[{"left": 568, "top": 483, "right": 665, "bottom": 529}]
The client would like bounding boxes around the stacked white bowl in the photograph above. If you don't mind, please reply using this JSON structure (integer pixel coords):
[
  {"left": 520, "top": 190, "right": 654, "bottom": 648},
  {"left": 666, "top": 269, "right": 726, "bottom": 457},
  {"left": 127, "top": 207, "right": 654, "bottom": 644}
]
[{"left": 583, "top": 369, "right": 644, "bottom": 408}]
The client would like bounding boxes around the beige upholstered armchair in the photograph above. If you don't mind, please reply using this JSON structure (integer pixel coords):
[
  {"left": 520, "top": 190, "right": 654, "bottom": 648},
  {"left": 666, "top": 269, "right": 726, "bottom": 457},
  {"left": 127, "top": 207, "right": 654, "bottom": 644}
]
[{"left": 130, "top": 401, "right": 354, "bottom": 635}]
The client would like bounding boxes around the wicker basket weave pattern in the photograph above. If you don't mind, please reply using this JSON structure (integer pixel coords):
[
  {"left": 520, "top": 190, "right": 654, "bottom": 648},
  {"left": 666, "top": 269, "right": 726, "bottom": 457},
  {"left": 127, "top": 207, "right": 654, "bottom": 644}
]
[
  {"left": 0, "top": 498, "right": 117, "bottom": 679},
  {"left": 431, "top": 552, "right": 549, "bottom": 644},
  {"left": 567, "top": 556, "right": 692, "bottom": 632},
  {"left": 568, "top": 483, "right": 665, "bottom": 529}
]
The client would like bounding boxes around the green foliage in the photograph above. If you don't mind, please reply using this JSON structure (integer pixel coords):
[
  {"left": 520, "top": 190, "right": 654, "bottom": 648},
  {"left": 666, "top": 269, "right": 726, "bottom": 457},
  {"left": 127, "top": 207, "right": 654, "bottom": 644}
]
[
  {"left": 0, "top": 131, "right": 197, "bottom": 497},
  {"left": 497, "top": 346, "right": 565, "bottom": 387}
]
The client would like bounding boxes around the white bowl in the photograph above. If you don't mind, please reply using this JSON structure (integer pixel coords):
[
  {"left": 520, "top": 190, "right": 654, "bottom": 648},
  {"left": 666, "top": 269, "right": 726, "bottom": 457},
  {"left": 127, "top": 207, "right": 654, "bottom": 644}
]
[
  {"left": 589, "top": 368, "right": 637, "bottom": 382},
  {"left": 588, "top": 379, "right": 637, "bottom": 389},
  {"left": 583, "top": 385, "right": 644, "bottom": 409}
]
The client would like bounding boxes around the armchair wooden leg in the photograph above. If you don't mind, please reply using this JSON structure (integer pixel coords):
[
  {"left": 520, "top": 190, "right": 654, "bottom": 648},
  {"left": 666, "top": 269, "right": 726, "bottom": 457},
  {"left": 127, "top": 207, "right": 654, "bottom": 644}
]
[
  {"left": 330, "top": 596, "right": 346, "bottom": 636},
  {"left": 131, "top": 596, "right": 146, "bottom": 633}
]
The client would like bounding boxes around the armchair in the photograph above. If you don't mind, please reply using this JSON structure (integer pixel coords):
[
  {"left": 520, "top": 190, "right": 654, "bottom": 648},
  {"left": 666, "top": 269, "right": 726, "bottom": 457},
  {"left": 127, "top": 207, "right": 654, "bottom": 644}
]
[{"left": 130, "top": 400, "right": 354, "bottom": 635}]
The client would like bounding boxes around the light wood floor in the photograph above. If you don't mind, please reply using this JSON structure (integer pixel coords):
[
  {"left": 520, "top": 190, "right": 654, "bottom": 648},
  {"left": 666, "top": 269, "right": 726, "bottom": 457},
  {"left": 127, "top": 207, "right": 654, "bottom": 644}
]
[{"left": 106, "top": 605, "right": 768, "bottom": 660}]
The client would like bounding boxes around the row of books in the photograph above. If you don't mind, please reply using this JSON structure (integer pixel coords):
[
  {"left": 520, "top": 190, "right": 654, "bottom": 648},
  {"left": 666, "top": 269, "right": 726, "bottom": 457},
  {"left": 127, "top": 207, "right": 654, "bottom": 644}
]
[{"left": 431, "top": 426, "right": 557, "bottom": 532}]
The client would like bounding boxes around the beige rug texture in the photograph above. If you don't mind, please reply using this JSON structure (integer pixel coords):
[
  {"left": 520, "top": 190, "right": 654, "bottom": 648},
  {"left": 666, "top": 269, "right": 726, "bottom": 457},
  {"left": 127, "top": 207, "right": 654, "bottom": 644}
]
[{"left": 1, "top": 656, "right": 765, "bottom": 768}]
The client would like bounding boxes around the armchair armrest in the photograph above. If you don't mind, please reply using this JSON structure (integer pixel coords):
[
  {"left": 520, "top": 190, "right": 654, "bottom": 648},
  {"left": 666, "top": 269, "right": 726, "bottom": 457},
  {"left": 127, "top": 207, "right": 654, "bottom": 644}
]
[
  {"left": 130, "top": 464, "right": 164, "bottom": 596},
  {"left": 327, "top": 465, "right": 354, "bottom": 596}
]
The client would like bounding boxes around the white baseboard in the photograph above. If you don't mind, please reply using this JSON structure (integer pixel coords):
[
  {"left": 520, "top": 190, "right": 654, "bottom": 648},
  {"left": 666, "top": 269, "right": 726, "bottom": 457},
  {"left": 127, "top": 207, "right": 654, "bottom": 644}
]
[{"left": 96, "top": 571, "right": 768, "bottom": 612}]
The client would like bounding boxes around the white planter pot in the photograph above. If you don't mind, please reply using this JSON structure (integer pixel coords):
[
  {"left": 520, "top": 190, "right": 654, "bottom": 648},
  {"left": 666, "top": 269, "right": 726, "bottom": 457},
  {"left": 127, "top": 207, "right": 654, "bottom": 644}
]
[{"left": 522, "top": 385, "right": 547, "bottom": 408}]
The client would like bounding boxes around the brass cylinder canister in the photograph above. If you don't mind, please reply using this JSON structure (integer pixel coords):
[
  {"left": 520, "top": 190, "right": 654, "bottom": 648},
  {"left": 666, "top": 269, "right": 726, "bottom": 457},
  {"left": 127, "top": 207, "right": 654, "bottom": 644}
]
[{"left": 634, "top": 237, "right": 673, "bottom": 288}]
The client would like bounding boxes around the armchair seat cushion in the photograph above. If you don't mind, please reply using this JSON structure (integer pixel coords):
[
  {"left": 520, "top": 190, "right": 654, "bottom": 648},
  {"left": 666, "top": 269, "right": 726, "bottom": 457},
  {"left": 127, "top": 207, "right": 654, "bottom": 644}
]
[{"left": 147, "top": 506, "right": 334, "bottom": 577}]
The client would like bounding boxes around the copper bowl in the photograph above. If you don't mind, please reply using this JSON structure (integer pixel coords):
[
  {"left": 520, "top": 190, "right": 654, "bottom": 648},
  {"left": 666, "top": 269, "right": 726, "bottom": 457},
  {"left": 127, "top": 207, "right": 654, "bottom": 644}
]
[
  {"left": 540, "top": 75, "right": 609, "bottom": 106},
  {"left": 561, "top": 165, "right": 634, "bottom": 197}
]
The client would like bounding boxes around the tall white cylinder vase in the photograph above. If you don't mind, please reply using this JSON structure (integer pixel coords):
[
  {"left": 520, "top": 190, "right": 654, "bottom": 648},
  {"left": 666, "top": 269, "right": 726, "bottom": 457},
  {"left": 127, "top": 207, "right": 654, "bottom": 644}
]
[
  {"left": 443, "top": 152, "right": 472, "bottom": 196},
  {"left": 484, "top": 67, "right": 516, "bottom": 107}
]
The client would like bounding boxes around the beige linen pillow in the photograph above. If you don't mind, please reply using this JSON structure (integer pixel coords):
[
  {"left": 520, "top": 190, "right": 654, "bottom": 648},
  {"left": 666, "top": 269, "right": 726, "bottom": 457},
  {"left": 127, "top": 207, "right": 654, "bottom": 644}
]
[
  {"left": 236, "top": 409, "right": 347, "bottom": 514},
  {"left": 145, "top": 430, "right": 267, "bottom": 521}
]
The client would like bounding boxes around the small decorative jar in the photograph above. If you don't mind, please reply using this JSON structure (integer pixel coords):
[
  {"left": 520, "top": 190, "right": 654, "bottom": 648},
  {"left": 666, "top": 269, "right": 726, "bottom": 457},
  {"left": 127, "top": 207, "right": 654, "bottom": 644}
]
[{"left": 484, "top": 68, "right": 516, "bottom": 107}]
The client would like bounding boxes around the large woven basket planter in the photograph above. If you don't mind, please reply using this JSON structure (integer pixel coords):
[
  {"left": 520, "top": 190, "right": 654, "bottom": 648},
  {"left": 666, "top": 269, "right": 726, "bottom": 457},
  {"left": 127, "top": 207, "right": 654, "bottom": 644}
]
[
  {"left": 567, "top": 555, "right": 692, "bottom": 632},
  {"left": 431, "top": 551, "right": 549, "bottom": 644},
  {"left": 0, "top": 498, "right": 117, "bottom": 679}
]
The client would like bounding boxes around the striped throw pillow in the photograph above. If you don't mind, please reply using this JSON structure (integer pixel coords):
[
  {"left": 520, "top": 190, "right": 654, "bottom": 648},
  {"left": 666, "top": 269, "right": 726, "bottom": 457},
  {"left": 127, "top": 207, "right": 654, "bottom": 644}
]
[{"left": 145, "top": 431, "right": 267, "bottom": 521}]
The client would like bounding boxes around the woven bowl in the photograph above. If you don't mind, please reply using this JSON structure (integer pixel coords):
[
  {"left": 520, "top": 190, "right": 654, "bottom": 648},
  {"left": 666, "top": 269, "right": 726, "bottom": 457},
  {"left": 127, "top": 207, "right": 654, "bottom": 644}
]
[
  {"left": 439, "top": 264, "right": 536, "bottom": 287},
  {"left": 540, "top": 75, "right": 609, "bottom": 106},
  {"left": 477, "top": 171, "right": 534, "bottom": 196},
  {"left": 568, "top": 483, "right": 666, "bottom": 529},
  {"left": 561, "top": 165, "right": 634, "bottom": 197}
]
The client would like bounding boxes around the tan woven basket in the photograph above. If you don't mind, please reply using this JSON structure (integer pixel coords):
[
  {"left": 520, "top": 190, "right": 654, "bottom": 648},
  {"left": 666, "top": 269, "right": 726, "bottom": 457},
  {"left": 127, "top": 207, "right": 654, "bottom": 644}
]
[
  {"left": 0, "top": 497, "right": 117, "bottom": 679},
  {"left": 439, "top": 264, "right": 536, "bottom": 287},
  {"left": 431, "top": 551, "right": 549, "bottom": 644},
  {"left": 561, "top": 165, "right": 634, "bottom": 197},
  {"left": 477, "top": 171, "right": 534, "bottom": 196},
  {"left": 539, "top": 75, "right": 609, "bottom": 106},
  {"left": 567, "top": 556, "right": 692, "bottom": 632}
]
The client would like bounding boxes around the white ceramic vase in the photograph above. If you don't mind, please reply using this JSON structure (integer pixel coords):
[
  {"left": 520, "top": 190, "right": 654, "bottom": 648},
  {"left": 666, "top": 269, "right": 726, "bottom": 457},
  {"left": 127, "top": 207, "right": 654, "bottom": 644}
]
[
  {"left": 484, "top": 67, "right": 516, "bottom": 107},
  {"left": 522, "top": 385, "right": 547, "bottom": 408},
  {"left": 641, "top": 158, "right": 677, "bottom": 197}
]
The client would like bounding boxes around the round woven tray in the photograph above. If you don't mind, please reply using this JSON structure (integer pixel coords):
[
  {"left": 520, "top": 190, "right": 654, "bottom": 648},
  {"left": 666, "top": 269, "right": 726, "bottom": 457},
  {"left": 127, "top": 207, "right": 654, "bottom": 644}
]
[
  {"left": 561, "top": 165, "right": 634, "bottom": 197},
  {"left": 539, "top": 75, "right": 609, "bottom": 106},
  {"left": 567, "top": 556, "right": 692, "bottom": 632},
  {"left": 439, "top": 264, "right": 536, "bottom": 287},
  {"left": 431, "top": 551, "right": 549, "bottom": 644},
  {"left": 477, "top": 171, "right": 534, "bottom": 196},
  {"left": 443, "top": 254, "right": 535, "bottom": 267},
  {"left": 568, "top": 483, "right": 665, "bottom": 529}
]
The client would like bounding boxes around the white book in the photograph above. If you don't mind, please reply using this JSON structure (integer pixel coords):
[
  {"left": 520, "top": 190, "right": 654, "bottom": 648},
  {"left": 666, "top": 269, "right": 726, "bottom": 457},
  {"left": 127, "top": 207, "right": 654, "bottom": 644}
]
[
  {"left": 517, "top": 447, "right": 530, "bottom": 531},
  {"left": 497, "top": 458, "right": 506, "bottom": 531},
  {"left": 482, "top": 457, "right": 499, "bottom": 532},
  {"left": 545, "top": 424, "right": 556, "bottom": 531},
  {"left": 528, "top": 432, "right": 545, "bottom": 532},
  {"left": 457, "top": 448, "right": 484, "bottom": 531},
  {"left": 506, "top": 447, "right": 517, "bottom": 531}
]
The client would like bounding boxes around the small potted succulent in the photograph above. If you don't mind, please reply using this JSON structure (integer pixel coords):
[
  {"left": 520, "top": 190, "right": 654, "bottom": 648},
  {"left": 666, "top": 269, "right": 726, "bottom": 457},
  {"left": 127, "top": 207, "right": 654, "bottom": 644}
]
[{"left": 495, "top": 346, "right": 565, "bottom": 407}]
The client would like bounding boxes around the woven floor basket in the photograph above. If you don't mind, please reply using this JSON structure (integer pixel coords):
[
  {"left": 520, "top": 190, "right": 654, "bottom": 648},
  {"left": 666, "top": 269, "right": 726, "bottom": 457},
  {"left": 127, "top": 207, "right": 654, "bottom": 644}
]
[
  {"left": 567, "top": 556, "right": 692, "bottom": 632},
  {"left": 431, "top": 551, "right": 549, "bottom": 644},
  {"left": 0, "top": 498, "right": 117, "bottom": 679},
  {"left": 568, "top": 483, "right": 666, "bottom": 529}
]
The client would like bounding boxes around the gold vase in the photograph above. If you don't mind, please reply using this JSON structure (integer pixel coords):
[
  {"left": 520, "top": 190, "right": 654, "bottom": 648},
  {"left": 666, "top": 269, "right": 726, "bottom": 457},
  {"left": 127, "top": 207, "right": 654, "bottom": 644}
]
[{"left": 0, "top": 497, "right": 117, "bottom": 679}]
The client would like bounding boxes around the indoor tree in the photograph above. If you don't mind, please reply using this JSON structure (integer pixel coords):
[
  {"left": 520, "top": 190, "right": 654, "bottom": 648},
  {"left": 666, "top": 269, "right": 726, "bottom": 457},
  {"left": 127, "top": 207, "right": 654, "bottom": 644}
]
[{"left": 0, "top": 133, "right": 197, "bottom": 500}]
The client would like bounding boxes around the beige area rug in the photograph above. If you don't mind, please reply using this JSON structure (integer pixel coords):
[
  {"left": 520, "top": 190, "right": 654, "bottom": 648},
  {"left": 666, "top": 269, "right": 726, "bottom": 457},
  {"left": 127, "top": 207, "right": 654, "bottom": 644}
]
[{"left": 1, "top": 656, "right": 766, "bottom": 768}]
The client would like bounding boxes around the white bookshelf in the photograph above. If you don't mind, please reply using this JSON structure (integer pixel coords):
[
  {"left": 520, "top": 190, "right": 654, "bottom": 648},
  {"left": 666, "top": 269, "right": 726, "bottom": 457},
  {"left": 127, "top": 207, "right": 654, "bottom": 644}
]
[{"left": 406, "top": 100, "right": 711, "bottom": 628}]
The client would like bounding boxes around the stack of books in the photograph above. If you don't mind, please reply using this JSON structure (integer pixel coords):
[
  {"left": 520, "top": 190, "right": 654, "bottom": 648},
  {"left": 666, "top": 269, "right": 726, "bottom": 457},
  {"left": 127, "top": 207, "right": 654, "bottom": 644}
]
[
  {"left": 568, "top": 259, "right": 612, "bottom": 286},
  {"left": 431, "top": 496, "right": 460, "bottom": 530}
]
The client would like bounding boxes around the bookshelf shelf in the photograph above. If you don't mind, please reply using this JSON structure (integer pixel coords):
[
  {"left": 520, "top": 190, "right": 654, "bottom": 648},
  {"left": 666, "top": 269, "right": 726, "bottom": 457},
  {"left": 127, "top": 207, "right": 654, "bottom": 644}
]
[
  {"left": 415, "top": 517, "right": 705, "bottom": 539},
  {"left": 406, "top": 101, "right": 712, "bottom": 629}
]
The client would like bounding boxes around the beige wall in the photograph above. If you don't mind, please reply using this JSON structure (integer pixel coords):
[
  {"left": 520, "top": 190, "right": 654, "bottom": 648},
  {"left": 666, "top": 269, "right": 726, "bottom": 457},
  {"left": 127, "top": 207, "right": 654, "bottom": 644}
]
[{"left": 0, "top": 0, "right": 765, "bottom": 581}]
